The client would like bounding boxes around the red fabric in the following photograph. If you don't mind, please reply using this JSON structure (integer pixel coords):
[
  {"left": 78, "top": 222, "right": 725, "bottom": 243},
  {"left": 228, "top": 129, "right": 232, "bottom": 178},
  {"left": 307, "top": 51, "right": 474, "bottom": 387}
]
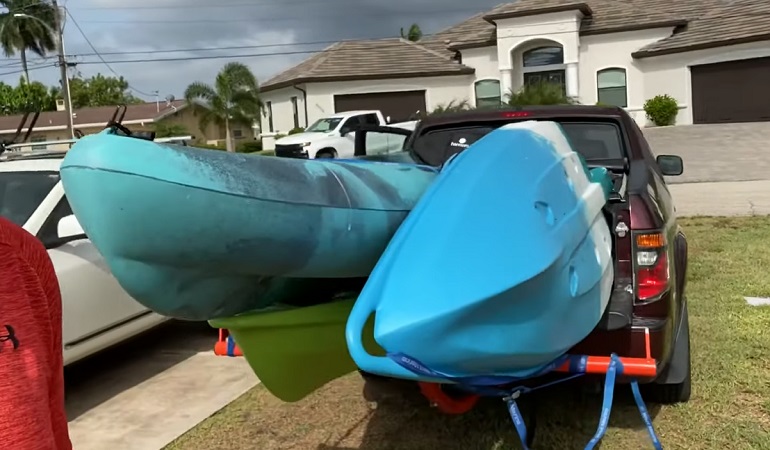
[{"left": 0, "top": 216, "right": 71, "bottom": 450}]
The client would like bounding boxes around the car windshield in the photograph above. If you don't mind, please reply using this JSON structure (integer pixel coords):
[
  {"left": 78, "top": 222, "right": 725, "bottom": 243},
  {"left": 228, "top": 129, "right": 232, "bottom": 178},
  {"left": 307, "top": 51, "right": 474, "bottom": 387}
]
[
  {"left": 0, "top": 171, "right": 60, "bottom": 226},
  {"left": 412, "top": 121, "right": 626, "bottom": 167},
  {"left": 306, "top": 118, "right": 342, "bottom": 132}
]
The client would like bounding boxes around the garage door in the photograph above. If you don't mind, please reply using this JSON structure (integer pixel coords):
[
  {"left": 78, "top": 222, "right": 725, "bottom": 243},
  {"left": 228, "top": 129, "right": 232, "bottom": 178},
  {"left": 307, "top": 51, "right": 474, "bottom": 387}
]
[
  {"left": 334, "top": 90, "right": 426, "bottom": 123},
  {"left": 691, "top": 57, "right": 770, "bottom": 124}
]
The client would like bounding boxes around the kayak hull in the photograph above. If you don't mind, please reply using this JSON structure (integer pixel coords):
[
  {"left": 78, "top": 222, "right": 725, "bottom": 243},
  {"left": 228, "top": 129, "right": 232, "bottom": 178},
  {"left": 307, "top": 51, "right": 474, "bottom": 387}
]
[{"left": 347, "top": 121, "right": 614, "bottom": 382}]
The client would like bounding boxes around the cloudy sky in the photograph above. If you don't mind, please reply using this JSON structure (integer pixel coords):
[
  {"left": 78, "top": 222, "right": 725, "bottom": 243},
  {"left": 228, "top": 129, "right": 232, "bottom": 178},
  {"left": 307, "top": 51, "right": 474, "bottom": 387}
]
[{"left": 0, "top": 0, "right": 504, "bottom": 102}]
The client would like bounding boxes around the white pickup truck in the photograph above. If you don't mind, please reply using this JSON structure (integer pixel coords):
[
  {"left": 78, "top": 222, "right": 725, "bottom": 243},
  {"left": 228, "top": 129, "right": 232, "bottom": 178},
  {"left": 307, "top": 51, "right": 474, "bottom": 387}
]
[{"left": 274, "top": 110, "right": 417, "bottom": 159}]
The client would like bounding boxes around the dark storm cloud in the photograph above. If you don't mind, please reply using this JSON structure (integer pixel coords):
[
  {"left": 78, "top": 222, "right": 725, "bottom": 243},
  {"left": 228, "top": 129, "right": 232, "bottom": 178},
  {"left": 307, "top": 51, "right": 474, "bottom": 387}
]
[{"left": 3, "top": 0, "right": 505, "bottom": 97}]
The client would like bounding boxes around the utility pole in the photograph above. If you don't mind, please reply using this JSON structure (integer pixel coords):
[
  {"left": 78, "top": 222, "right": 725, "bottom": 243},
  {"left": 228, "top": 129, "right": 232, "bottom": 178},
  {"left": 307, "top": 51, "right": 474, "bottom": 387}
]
[{"left": 52, "top": 0, "right": 74, "bottom": 139}]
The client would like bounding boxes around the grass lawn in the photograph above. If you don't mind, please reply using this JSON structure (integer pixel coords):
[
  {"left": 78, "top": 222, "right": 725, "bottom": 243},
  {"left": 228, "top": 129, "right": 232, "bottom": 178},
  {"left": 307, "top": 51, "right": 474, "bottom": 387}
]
[{"left": 165, "top": 216, "right": 770, "bottom": 450}]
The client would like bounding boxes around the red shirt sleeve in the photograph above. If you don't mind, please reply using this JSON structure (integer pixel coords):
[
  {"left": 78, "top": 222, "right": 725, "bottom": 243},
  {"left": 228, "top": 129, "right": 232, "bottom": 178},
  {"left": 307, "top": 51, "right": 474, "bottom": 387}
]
[{"left": 0, "top": 216, "right": 72, "bottom": 450}]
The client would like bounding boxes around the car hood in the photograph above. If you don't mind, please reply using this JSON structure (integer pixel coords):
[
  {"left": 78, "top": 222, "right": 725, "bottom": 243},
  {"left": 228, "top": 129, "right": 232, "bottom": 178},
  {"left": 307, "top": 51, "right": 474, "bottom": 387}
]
[{"left": 276, "top": 132, "right": 335, "bottom": 144}]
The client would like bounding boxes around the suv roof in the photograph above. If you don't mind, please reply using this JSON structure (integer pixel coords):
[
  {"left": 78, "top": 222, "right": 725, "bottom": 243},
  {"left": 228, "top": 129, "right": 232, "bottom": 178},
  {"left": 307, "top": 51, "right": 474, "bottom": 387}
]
[
  {"left": 418, "top": 105, "right": 627, "bottom": 128},
  {"left": 0, "top": 149, "right": 67, "bottom": 162}
]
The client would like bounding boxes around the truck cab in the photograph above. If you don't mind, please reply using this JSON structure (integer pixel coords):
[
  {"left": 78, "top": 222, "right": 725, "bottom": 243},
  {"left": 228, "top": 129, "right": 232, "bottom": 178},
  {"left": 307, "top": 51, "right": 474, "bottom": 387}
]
[{"left": 274, "top": 110, "right": 416, "bottom": 159}]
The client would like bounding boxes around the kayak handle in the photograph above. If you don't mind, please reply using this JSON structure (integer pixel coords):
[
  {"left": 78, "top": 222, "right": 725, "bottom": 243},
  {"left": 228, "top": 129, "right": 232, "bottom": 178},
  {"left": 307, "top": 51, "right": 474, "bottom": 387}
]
[{"left": 345, "top": 292, "right": 435, "bottom": 382}]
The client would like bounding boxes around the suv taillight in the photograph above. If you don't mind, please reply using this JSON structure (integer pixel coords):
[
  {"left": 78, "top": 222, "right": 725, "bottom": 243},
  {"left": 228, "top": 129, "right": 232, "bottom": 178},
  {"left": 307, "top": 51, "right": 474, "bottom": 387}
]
[{"left": 634, "top": 231, "right": 670, "bottom": 302}]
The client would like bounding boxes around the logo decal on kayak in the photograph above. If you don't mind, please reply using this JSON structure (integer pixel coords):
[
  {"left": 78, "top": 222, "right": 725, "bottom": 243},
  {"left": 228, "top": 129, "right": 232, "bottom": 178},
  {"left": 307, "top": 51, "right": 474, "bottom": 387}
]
[{"left": 450, "top": 137, "right": 469, "bottom": 148}]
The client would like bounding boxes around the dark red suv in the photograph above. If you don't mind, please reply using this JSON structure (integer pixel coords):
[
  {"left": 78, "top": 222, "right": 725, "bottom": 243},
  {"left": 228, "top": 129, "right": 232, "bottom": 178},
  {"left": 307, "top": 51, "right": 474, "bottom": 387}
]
[{"left": 353, "top": 105, "right": 690, "bottom": 405}]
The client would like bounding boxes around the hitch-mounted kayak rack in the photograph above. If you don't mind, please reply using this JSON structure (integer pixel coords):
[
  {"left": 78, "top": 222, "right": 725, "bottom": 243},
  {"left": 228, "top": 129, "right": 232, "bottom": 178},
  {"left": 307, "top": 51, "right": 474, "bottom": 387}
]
[{"left": 402, "top": 328, "right": 662, "bottom": 449}]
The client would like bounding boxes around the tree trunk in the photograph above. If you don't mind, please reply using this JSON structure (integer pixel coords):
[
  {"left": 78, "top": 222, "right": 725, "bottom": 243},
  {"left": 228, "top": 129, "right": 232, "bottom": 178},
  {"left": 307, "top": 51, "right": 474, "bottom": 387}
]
[
  {"left": 20, "top": 48, "right": 29, "bottom": 83},
  {"left": 224, "top": 118, "right": 234, "bottom": 152}
]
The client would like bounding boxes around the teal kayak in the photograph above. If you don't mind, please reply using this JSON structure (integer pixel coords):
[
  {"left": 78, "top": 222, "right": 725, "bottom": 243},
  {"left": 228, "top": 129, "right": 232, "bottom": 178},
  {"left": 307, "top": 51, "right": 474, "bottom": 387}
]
[{"left": 60, "top": 131, "right": 437, "bottom": 320}]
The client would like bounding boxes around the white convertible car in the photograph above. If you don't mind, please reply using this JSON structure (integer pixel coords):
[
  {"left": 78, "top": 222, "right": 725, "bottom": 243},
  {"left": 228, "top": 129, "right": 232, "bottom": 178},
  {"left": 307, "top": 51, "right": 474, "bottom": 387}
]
[{"left": 0, "top": 149, "right": 168, "bottom": 366}]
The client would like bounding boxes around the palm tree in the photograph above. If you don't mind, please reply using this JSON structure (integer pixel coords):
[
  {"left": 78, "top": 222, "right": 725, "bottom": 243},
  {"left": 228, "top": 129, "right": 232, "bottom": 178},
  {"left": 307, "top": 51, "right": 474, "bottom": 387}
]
[
  {"left": 184, "top": 62, "right": 263, "bottom": 152},
  {"left": 400, "top": 23, "right": 422, "bottom": 42},
  {"left": 0, "top": 0, "right": 58, "bottom": 83}
]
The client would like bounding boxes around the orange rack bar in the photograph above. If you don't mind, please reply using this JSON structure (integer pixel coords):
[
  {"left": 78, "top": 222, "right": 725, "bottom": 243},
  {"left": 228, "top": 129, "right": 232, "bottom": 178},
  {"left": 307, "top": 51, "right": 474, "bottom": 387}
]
[
  {"left": 554, "top": 327, "right": 658, "bottom": 378},
  {"left": 419, "top": 328, "right": 658, "bottom": 414},
  {"left": 214, "top": 328, "right": 243, "bottom": 357}
]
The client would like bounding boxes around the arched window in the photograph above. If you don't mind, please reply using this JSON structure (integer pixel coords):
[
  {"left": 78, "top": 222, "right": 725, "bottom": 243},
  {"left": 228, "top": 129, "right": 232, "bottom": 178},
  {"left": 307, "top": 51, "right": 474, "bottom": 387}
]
[
  {"left": 597, "top": 68, "right": 627, "bottom": 107},
  {"left": 522, "top": 46, "right": 564, "bottom": 67},
  {"left": 474, "top": 80, "right": 502, "bottom": 108}
]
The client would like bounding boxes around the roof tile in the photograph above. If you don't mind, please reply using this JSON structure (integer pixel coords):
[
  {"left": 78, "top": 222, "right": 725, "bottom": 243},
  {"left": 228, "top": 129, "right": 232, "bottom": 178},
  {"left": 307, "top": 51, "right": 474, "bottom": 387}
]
[
  {"left": 261, "top": 38, "right": 475, "bottom": 91},
  {"left": 0, "top": 100, "right": 187, "bottom": 134}
]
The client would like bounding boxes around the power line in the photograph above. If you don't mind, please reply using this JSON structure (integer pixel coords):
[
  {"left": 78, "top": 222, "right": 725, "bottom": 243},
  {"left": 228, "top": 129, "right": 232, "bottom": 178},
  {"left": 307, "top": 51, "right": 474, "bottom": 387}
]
[
  {"left": 64, "top": 8, "right": 155, "bottom": 98},
  {"left": 79, "top": 7, "right": 488, "bottom": 25},
  {"left": 69, "top": 0, "right": 405, "bottom": 10}
]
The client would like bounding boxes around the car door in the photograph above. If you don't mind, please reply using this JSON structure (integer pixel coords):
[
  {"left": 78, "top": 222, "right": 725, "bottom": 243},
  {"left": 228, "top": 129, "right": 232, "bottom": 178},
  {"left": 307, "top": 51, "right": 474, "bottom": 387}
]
[
  {"left": 37, "top": 185, "right": 151, "bottom": 348},
  {"left": 337, "top": 115, "right": 363, "bottom": 155},
  {"left": 353, "top": 125, "right": 414, "bottom": 161}
]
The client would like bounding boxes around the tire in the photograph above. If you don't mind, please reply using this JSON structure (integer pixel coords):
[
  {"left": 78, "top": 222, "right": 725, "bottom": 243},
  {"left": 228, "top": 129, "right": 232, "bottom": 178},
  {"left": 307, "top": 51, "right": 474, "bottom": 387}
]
[
  {"left": 359, "top": 370, "right": 419, "bottom": 402},
  {"left": 315, "top": 148, "right": 336, "bottom": 159},
  {"left": 645, "top": 304, "right": 692, "bottom": 404}
]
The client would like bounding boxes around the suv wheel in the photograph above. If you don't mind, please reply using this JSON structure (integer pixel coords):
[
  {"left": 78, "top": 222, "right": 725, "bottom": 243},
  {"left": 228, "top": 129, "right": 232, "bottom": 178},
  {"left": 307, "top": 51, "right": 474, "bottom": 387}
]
[
  {"left": 316, "top": 149, "right": 336, "bottom": 159},
  {"left": 645, "top": 304, "right": 692, "bottom": 404}
]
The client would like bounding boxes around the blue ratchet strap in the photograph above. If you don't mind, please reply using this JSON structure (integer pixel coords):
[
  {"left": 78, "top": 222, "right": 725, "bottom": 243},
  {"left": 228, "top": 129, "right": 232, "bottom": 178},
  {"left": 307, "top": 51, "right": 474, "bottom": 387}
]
[
  {"left": 388, "top": 352, "right": 582, "bottom": 450},
  {"left": 387, "top": 352, "right": 571, "bottom": 387},
  {"left": 584, "top": 353, "right": 621, "bottom": 449},
  {"left": 390, "top": 351, "right": 662, "bottom": 449},
  {"left": 631, "top": 380, "right": 664, "bottom": 449},
  {"left": 226, "top": 335, "right": 237, "bottom": 356}
]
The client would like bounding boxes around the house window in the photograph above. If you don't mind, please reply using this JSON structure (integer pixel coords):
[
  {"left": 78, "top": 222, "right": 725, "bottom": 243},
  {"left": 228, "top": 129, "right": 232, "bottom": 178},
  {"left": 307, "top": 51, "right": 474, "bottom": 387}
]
[
  {"left": 522, "top": 45, "right": 566, "bottom": 95},
  {"left": 597, "top": 68, "right": 628, "bottom": 108},
  {"left": 290, "top": 96, "right": 299, "bottom": 129},
  {"left": 266, "top": 101, "right": 274, "bottom": 133},
  {"left": 474, "top": 80, "right": 502, "bottom": 108},
  {"left": 522, "top": 46, "right": 564, "bottom": 67},
  {"left": 232, "top": 129, "right": 243, "bottom": 139}
]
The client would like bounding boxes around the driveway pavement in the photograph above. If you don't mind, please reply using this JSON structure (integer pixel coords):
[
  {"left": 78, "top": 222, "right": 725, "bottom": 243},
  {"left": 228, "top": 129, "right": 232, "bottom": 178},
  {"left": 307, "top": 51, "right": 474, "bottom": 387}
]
[
  {"left": 643, "top": 122, "right": 770, "bottom": 184},
  {"left": 65, "top": 321, "right": 258, "bottom": 450},
  {"left": 669, "top": 179, "right": 770, "bottom": 217}
]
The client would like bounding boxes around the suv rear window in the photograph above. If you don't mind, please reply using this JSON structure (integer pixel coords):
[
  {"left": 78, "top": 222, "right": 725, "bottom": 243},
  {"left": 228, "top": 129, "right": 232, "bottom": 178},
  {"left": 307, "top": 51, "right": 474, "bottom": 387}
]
[
  {"left": 412, "top": 121, "right": 625, "bottom": 167},
  {"left": 0, "top": 171, "right": 59, "bottom": 226}
]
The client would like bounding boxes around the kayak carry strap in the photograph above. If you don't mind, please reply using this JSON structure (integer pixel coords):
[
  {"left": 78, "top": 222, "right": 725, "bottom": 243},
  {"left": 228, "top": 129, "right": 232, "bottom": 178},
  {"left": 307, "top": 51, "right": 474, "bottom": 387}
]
[{"left": 388, "top": 352, "right": 662, "bottom": 449}]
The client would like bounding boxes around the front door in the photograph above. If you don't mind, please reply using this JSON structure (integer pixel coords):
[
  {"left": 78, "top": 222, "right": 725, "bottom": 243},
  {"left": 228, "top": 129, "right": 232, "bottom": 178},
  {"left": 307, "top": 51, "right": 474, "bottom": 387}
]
[{"left": 524, "top": 70, "right": 566, "bottom": 94}]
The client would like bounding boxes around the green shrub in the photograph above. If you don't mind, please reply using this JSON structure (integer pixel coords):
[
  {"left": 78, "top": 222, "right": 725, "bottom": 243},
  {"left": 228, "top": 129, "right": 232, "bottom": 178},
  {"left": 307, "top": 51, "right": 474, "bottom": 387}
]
[
  {"left": 643, "top": 94, "right": 679, "bottom": 126},
  {"left": 237, "top": 140, "right": 263, "bottom": 153},
  {"left": 288, "top": 127, "right": 305, "bottom": 135},
  {"left": 508, "top": 82, "right": 579, "bottom": 106},
  {"left": 274, "top": 133, "right": 287, "bottom": 140},
  {"left": 258, "top": 150, "right": 276, "bottom": 156}
]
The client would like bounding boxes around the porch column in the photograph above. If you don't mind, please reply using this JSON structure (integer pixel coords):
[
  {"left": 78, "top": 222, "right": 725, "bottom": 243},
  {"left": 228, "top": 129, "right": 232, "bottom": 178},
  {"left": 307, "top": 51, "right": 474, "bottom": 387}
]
[
  {"left": 566, "top": 63, "right": 579, "bottom": 99},
  {"left": 500, "top": 68, "right": 513, "bottom": 100}
]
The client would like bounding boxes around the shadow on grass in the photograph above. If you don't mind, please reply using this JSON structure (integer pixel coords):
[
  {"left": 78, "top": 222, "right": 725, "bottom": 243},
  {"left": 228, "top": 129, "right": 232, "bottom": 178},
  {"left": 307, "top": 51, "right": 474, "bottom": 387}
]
[{"left": 318, "top": 374, "right": 661, "bottom": 450}]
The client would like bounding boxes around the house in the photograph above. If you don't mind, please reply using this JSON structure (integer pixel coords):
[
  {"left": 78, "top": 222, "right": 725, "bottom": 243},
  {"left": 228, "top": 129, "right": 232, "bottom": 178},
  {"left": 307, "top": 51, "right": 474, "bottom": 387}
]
[
  {"left": 260, "top": 0, "right": 770, "bottom": 131},
  {"left": 0, "top": 99, "right": 258, "bottom": 150}
]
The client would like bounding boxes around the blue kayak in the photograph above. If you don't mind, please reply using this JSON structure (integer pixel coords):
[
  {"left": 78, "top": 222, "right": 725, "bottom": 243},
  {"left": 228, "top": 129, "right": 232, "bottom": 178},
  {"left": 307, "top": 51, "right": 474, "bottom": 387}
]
[
  {"left": 347, "top": 121, "right": 614, "bottom": 382},
  {"left": 60, "top": 130, "right": 437, "bottom": 320}
]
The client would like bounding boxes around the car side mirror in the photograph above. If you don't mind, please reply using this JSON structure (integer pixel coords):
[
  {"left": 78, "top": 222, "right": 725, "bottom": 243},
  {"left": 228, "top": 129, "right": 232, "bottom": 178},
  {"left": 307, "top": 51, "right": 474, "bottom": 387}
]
[
  {"left": 57, "top": 214, "right": 85, "bottom": 239},
  {"left": 656, "top": 155, "right": 683, "bottom": 176},
  {"left": 340, "top": 129, "right": 350, "bottom": 137}
]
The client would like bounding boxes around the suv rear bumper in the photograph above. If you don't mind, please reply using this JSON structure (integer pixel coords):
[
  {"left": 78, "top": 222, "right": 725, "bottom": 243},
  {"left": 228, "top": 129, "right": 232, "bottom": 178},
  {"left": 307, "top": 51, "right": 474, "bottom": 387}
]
[{"left": 571, "top": 316, "right": 672, "bottom": 382}]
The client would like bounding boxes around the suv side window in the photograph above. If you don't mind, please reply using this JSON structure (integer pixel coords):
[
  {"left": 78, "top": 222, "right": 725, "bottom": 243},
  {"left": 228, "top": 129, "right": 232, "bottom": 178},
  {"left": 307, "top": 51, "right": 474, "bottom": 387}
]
[
  {"left": 360, "top": 114, "right": 380, "bottom": 126},
  {"left": 339, "top": 116, "right": 358, "bottom": 134},
  {"left": 37, "top": 195, "right": 74, "bottom": 245}
]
